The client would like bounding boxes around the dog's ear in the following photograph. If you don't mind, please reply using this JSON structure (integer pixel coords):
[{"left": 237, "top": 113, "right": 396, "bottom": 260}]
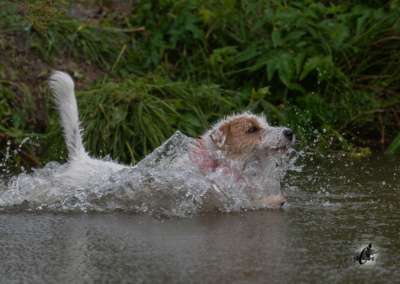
[{"left": 210, "top": 124, "right": 229, "bottom": 148}]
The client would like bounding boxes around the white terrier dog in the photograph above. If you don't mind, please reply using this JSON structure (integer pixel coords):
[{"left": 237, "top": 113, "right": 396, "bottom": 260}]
[{"left": 48, "top": 71, "right": 294, "bottom": 209}]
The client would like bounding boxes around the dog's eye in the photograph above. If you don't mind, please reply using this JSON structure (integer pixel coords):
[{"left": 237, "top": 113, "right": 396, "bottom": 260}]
[{"left": 246, "top": 126, "right": 259, "bottom": 134}]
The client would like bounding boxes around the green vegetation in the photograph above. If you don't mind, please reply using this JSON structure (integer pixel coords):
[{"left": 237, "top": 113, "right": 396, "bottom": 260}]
[{"left": 1, "top": 0, "right": 400, "bottom": 169}]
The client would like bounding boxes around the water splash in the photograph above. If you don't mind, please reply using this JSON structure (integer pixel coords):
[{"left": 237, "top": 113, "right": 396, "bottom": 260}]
[
  {"left": 0, "top": 137, "right": 32, "bottom": 177},
  {"left": 1, "top": 132, "right": 296, "bottom": 216}
]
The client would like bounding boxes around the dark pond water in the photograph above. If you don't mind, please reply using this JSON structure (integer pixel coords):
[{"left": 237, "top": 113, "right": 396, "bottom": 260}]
[{"left": 0, "top": 155, "right": 399, "bottom": 283}]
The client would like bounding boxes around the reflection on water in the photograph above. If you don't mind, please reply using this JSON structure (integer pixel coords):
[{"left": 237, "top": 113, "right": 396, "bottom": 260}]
[{"left": 0, "top": 155, "right": 399, "bottom": 283}]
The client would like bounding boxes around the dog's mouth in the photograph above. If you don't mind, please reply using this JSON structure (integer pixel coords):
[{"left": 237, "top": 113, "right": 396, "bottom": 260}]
[
  {"left": 275, "top": 135, "right": 296, "bottom": 152},
  {"left": 262, "top": 134, "right": 296, "bottom": 155},
  {"left": 267, "top": 144, "right": 291, "bottom": 154}
]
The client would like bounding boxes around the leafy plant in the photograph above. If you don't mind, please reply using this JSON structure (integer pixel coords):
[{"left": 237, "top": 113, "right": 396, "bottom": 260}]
[{"left": 77, "top": 74, "right": 241, "bottom": 163}]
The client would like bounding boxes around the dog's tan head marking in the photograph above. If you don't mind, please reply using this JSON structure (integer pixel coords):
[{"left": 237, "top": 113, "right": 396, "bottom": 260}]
[{"left": 208, "top": 113, "right": 268, "bottom": 160}]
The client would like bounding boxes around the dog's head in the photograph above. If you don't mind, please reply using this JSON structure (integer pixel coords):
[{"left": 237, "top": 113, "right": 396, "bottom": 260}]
[{"left": 206, "top": 113, "right": 294, "bottom": 160}]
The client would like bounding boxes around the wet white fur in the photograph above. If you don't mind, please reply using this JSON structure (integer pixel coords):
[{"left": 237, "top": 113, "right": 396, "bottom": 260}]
[
  {"left": 48, "top": 71, "right": 125, "bottom": 185},
  {"left": 49, "top": 71, "right": 86, "bottom": 160}
]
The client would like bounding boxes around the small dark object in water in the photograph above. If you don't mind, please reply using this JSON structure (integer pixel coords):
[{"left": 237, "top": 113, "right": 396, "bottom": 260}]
[{"left": 354, "top": 243, "right": 376, "bottom": 264}]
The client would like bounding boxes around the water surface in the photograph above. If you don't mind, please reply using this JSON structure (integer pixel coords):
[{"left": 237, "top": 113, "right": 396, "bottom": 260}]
[{"left": 0, "top": 155, "right": 399, "bottom": 283}]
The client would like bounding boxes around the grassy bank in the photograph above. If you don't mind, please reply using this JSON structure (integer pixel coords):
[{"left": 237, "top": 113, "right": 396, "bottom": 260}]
[{"left": 1, "top": 0, "right": 400, "bottom": 170}]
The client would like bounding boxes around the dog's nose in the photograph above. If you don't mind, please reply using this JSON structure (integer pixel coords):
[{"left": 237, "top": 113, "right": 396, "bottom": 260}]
[{"left": 283, "top": 128, "right": 293, "bottom": 141}]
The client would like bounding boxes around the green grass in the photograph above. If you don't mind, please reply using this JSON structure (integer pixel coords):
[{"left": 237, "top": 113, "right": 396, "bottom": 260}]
[
  {"left": 77, "top": 74, "right": 241, "bottom": 163},
  {"left": 1, "top": 0, "right": 400, "bottom": 169}
]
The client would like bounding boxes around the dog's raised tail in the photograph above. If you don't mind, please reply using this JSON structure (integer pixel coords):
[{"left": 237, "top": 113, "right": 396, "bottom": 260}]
[{"left": 48, "top": 71, "right": 86, "bottom": 160}]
